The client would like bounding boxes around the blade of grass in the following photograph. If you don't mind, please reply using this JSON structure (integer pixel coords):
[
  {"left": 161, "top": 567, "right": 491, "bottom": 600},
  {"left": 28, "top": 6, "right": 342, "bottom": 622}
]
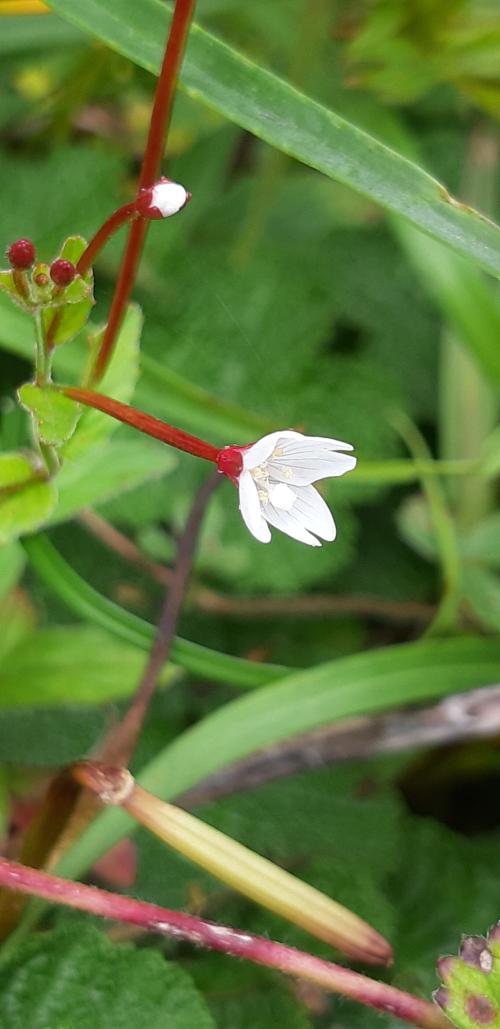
[{"left": 46, "top": 0, "right": 500, "bottom": 277}]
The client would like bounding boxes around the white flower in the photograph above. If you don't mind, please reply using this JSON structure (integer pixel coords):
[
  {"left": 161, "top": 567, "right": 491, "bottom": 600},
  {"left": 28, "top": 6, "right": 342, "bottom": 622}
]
[{"left": 218, "top": 430, "right": 356, "bottom": 547}]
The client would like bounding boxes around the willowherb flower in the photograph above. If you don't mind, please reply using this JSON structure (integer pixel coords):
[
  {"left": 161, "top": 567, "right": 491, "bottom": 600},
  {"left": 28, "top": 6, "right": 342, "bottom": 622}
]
[{"left": 217, "top": 430, "right": 356, "bottom": 546}]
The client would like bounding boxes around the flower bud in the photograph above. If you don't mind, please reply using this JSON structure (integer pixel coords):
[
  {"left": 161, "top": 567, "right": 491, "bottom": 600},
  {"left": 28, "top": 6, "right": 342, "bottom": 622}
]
[
  {"left": 7, "top": 238, "right": 36, "bottom": 270},
  {"left": 50, "top": 258, "right": 76, "bottom": 287},
  {"left": 136, "top": 177, "right": 191, "bottom": 219}
]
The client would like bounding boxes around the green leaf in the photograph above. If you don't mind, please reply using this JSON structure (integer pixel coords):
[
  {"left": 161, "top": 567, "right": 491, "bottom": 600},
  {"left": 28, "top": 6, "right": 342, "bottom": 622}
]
[
  {"left": 0, "top": 592, "right": 35, "bottom": 664},
  {"left": 436, "top": 923, "right": 500, "bottom": 1029},
  {"left": 64, "top": 304, "right": 143, "bottom": 456},
  {"left": 0, "top": 542, "right": 25, "bottom": 599},
  {"left": 0, "top": 625, "right": 174, "bottom": 709},
  {"left": 54, "top": 635, "right": 500, "bottom": 883},
  {"left": 17, "top": 383, "right": 80, "bottom": 446},
  {"left": 0, "top": 270, "right": 31, "bottom": 313},
  {"left": 462, "top": 566, "right": 500, "bottom": 632},
  {"left": 46, "top": 0, "right": 500, "bottom": 276},
  {"left": 41, "top": 237, "right": 94, "bottom": 347},
  {"left": 0, "top": 923, "right": 215, "bottom": 1029},
  {"left": 54, "top": 437, "right": 176, "bottom": 524},
  {"left": 462, "top": 513, "right": 500, "bottom": 568},
  {"left": 23, "top": 533, "right": 287, "bottom": 688},
  {"left": 0, "top": 452, "right": 57, "bottom": 544}
]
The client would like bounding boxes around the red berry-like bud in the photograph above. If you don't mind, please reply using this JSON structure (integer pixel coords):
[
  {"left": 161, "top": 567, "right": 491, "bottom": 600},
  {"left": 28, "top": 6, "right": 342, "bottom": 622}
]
[
  {"left": 50, "top": 258, "right": 76, "bottom": 287},
  {"left": 7, "top": 238, "right": 36, "bottom": 270}
]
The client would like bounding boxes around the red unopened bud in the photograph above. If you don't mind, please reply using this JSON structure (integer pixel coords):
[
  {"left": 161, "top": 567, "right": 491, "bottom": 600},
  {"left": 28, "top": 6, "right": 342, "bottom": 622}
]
[
  {"left": 50, "top": 258, "right": 76, "bottom": 287},
  {"left": 7, "top": 238, "right": 36, "bottom": 270},
  {"left": 136, "top": 178, "right": 191, "bottom": 220}
]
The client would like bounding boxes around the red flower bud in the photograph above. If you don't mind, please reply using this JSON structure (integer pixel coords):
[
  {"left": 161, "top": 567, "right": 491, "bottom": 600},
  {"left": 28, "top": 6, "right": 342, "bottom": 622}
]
[
  {"left": 50, "top": 258, "right": 76, "bottom": 287},
  {"left": 7, "top": 238, "right": 36, "bottom": 270}
]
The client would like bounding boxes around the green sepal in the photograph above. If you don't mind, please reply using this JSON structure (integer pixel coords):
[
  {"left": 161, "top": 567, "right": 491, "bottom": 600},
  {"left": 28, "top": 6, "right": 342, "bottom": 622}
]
[
  {"left": 17, "top": 383, "right": 80, "bottom": 446},
  {"left": 0, "top": 269, "right": 32, "bottom": 312},
  {"left": 41, "top": 236, "right": 94, "bottom": 346},
  {"left": 0, "top": 450, "right": 57, "bottom": 544}
]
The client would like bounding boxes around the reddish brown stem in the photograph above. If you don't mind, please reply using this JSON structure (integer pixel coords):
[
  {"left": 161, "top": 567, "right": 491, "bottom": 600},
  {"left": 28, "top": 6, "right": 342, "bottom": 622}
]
[
  {"left": 91, "top": 0, "right": 196, "bottom": 384},
  {"left": 77, "top": 202, "right": 138, "bottom": 278},
  {"left": 64, "top": 387, "right": 219, "bottom": 463},
  {"left": 0, "top": 857, "right": 447, "bottom": 1028}
]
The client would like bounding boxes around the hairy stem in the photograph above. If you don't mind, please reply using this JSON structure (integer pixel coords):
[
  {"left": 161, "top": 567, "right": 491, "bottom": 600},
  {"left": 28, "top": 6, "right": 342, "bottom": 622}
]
[
  {"left": 63, "top": 388, "right": 220, "bottom": 463},
  {"left": 0, "top": 857, "right": 448, "bottom": 1028}
]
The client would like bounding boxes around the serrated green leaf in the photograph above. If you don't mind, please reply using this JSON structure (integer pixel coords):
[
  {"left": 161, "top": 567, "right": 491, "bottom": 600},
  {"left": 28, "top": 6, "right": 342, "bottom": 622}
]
[
  {"left": 64, "top": 304, "right": 143, "bottom": 456},
  {"left": 0, "top": 452, "right": 57, "bottom": 544},
  {"left": 46, "top": 0, "right": 500, "bottom": 276},
  {"left": 18, "top": 383, "right": 80, "bottom": 446},
  {"left": 0, "top": 625, "right": 173, "bottom": 709},
  {"left": 0, "top": 542, "right": 25, "bottom": 599},
  {"left": 0, "top": 923, "right": 215, "bottom": 1029}
]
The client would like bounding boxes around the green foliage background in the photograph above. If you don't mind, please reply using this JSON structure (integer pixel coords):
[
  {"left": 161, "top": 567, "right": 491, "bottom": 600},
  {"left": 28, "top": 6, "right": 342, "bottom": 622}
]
[{"left": 0, "top": 0, "right": 499, "bottom": 1026}]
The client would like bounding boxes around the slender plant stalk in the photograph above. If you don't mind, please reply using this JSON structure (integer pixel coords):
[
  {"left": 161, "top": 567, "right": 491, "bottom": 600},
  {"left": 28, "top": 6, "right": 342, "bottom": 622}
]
[
  {"left": 0, "top": 857, "right": 448, "bottom": 1028},
  {"left": 91, "top": 0, "right": 196, "bottom": 383},
  {"left": 393, "top": 412, "right": 461, "bottom": 635},
  {"left": 63, "top": 388, "right": 219, "bottom": 463}
]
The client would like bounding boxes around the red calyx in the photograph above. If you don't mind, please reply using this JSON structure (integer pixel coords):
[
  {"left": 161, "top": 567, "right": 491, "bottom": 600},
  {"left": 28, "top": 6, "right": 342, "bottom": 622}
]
[
  {"left": 217, "top": 445, "right": 244, "bottom": 483},
  {"left": 7, "top": 238, "right": 36, "bottom": 270},
  {"left": 50, "top": 259, "right": 76, "bottom": 287}
]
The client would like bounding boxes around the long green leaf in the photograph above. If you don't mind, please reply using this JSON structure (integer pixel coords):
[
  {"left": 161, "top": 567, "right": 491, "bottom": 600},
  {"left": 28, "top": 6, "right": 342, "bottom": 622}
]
[
  {"left": 22, "top": 534, "right": 287, "bottom": 688},
  {"left": 54, "top": 635, "right": 500, "bottom": 883},
  {"left": 46, "top": 0, "right": 500, "bottom": 277}
]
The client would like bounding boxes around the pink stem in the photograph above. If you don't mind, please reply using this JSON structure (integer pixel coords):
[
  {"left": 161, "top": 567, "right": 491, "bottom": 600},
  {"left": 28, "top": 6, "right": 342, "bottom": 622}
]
[
  {"left": 64, "top": 387, "right": 220, "bottom": 463},
  {"left": 0, "top": 858, "right": 446, "bottom": 1029}
]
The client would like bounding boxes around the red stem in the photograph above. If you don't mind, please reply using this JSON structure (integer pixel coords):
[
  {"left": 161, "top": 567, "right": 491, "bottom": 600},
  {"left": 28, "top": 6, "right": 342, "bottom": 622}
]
[
  {"left": 64, "top": 387, "right": 219, "bottom": 463},
  {"left": 91, "top": 0, "right": 196, "bottom": 384},
  {"left": 0, "top": 857, "right": 446, "bottom": 1028},
  {"left": 77, "top": 203, "right": 138, "bottom": 278}
]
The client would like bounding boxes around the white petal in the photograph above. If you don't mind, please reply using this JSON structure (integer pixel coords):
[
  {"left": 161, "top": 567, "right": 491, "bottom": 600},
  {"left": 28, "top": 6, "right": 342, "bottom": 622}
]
[
  {"left": 238, "top": 471, "right": 271, "bottom": 543},
  {"left": 268, "top": 482, "right": 296, "bottom": 510},
  {"left": 151, "top": 181, "right": 188, "bottom": 217},
  {"left": 280, "top": 435, "right": 354, "bottom": 453},
  {"left": 243, "top": 431, "right": 304, "bottom": 471},
  {"left": 268, "top": 451, "right": 357, "bottom": 486},
  {"left": 262, "top": 502, "right": 322, "bottom": 547},
  {"left": 290, "top": 485, "right": 336, "bottom": 541}
]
